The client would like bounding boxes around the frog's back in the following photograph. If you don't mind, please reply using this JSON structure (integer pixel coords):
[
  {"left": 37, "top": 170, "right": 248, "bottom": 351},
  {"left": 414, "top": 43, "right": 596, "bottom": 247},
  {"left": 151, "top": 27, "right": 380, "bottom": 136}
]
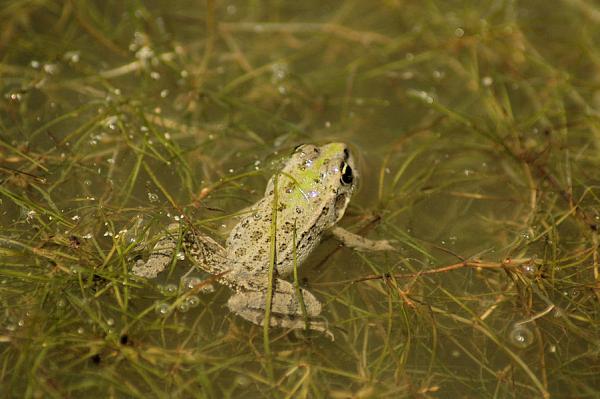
[{"left": 225, "top": 142, "right": 358, "bottom": 277}]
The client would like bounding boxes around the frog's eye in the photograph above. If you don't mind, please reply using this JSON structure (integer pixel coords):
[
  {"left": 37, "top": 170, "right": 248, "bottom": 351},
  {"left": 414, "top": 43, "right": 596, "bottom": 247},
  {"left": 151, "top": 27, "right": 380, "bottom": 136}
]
[
  {"left": 293, "top": 144, "right": 304, "bottom": 153},
  {"left": 340, "top": 162, "right": 353, "bottom": 185}
]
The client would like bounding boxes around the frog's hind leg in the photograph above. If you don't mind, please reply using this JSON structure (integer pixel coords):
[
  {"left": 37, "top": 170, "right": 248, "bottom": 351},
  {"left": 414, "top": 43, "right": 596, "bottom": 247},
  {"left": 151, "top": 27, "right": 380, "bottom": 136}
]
[
  {"left": 133, "top": 223, "right": 181, "bottom": 278},
  {"left": 227, "top": 279, "right": 333, "bottom": 339}
]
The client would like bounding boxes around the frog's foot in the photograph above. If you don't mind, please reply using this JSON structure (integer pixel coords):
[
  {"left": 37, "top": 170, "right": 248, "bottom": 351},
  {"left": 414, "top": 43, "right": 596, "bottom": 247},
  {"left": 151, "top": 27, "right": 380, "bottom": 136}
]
[
  {"left": 330, "top": 226, "right": 396, "bottom": 252},
  {"left": 132, "top": 224, "right": 181, "bottom": 278},
  {"left": 227, "top": 279, "right": 333, "bottom": 340}
]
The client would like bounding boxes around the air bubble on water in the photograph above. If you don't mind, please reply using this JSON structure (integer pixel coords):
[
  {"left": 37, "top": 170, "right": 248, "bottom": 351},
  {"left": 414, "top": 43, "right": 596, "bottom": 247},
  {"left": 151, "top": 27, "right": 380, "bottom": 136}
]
[
  {"left": 64, "top": 51, "right": 80, "bottom": 64},
  {"left": 148, "top": 192, "right": 159, "bottom": 202},
  {"left": 508, "top": 324, "right": 534, "bottom": 349},
  {"left": 70, "top": 266, "right": 78, "bottom": 274},
  {"left": 17, "top": 319, "right": 25, "bottom": 327},
  {"left": 402, "top": 71, "right": 414, "bottom": 80},
  {"left": 103, "top": 231, "right": 113, "bottom": 237},
  {"left": 56, "top": 298, "right": 66, "bottom": 308},
  {"left": 71, "top": 215, "right": 80, "bottom": 221},
  {"left": 135, "top": 46, "right": 155, "bottom": 65},
  {"left": 43, "top": 63, "right": 59, "bottom": 75},
  {"left": 325, "top": 121, "right": 332, "bottom": 128},
  {"left": 77, "top": 327, "right": 84, "bottom": 334},
  {"left": 227, "top": 4, "right": 237, "bottom": 15},
  {"left": 160, "top": 89, "right": 169, "bottom": 98},
  {"left": 180, "top": 70, "right": 189, "bottom": 78},
  {"left": 549, "top": 345, "right": 556, "bottom": 353},
  {"left": 521, "top": 263, "right": 536, "bottom": 278},
  {"left": 570, "top": 288, "right": 581, "bottom": 298},
  {"left": 177, "top": 302, "right": 190, "bottom": 313},
  {"left": 454, "top": 27, "right": 465, "bottom": 37},
  {"left": 410, "top": 90, "right": 434, "bottom": 104},
  {"left": 6, "top": 324, "right": 16, "bottom": 332},
  {"left": 150, "top": 71, "right": 160, "bottom": 80},
  {"left": 271, "top": 62, "right": 288, "bottom": 82},
  {"left": 176, "top": 251, "right": 185, "bottom": 261},
  {"left": 185, "top": 277, "right": 201, "bottom": 290},
  {"left": 106, "top": 318, "right": 115, "bottom": 326},
  {"left": 84, "top": 179, "right": 92, "bottom": 186},
  {"left": 105, "top": 115, "right": 118, "bottom": 130},
  {"left": 432, "top": 70, "right": 444, "bottom": 79},
  {"left": 83, "top": 233, "right": 93, "bottom": 239},
  {"left": 164, "top": 284, "right": 177, "bottom": 295},
  {"left": 8, "top": 92, "right": 22, "bottom": 101},
  {"left": 482, "top": 76, "right": 493, "bottom": 86},
  {"left": 140, "top": 126, "right": 149, "bottom": 132},
  {"left": 31, "top": 60, "right": 40, "bottom": 68},
  {"left": 186, "top": 295, "right": 200, "bottom": 308},
  {"left": 164, "top": 132, "right": 171, "bottom": 140},
  {"left": 155, "top": 302, "right": 170, "bottom": 315}
]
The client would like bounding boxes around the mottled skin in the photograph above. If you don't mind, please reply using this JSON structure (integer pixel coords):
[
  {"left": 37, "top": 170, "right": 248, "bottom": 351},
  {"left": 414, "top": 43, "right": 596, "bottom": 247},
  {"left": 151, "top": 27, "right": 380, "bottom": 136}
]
[{"left": 133, "top": 143, "right": 393, "bottom": 337}]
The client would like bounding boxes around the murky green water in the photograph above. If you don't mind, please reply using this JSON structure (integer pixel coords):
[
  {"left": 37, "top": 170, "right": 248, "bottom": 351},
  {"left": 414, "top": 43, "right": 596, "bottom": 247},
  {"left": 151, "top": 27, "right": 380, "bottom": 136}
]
[{"left": 1, "top": 1, "right": 600, "bottom": 397}]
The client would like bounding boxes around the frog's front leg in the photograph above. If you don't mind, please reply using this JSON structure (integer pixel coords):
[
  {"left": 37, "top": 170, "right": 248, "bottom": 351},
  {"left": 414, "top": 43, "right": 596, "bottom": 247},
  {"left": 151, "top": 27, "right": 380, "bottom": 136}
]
[
  {"left": 227, "top": 279, "right": 333, "bottom": 339},
  {"left": 329, "top": 226, "right": 395, "bottom": 252}
]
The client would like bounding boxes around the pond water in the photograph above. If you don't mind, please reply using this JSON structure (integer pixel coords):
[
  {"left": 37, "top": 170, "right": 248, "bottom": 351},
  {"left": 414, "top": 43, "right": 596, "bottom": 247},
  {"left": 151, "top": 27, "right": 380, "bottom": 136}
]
[{"left": 1, "top": 1, "right": 599, "bottom": 397}]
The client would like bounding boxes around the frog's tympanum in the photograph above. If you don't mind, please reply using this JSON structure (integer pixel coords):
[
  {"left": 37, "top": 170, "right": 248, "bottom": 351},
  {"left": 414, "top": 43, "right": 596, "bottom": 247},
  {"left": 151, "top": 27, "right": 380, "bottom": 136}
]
[{"left": 133, "top": 143, "right": 393, "bottom": 337}]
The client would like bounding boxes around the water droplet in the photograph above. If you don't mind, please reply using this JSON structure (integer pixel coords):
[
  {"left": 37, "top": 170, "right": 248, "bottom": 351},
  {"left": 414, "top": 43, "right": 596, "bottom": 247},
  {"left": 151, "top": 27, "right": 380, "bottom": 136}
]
[
  {"left": 64, "top": 51, "right": 80, "bottom": 64},
  {"left": 185, "top": 277, "right": 201, "bottom": 290},
  {"left": 508, "top": 325, "right": 534, "bottom": 349},
  {"left": 186, "top": 295, "right": 200, "bottom": 308},
  {"left": 177, "top": 302, "right": 190, "bottom": 312},
  {"left": 521, "top": 263, "right": 536, "bottom": 277},
  {"left": 164, "top": 284, "right": 177, "bottom": 295},
  {"left": 43, "top": 63, "right": 59, "bottom": 75},
  {"left": 155, "top": 302, "right": 170, "bottom": 315}
]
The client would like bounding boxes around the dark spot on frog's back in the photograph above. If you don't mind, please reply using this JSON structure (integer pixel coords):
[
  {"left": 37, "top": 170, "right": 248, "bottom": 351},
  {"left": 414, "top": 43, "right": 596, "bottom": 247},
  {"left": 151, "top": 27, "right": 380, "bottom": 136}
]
[
  {"left": 250, "top": 230, "right": 263, "bottom": 240},
  {"left": 235, "top": 248, "right": 246, "bottom": 257}
]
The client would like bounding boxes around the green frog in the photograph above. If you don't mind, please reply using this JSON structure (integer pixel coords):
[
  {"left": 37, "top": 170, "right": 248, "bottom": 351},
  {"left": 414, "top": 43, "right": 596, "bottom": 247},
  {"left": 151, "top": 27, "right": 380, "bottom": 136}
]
[{"left": 133, "top": 143, "right": 394, "bottom": 337}]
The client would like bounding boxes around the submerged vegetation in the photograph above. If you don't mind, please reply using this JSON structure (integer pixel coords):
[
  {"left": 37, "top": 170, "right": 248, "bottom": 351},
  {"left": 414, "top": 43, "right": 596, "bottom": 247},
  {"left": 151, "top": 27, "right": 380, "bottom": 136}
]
[{"left": 1, "top": 0, "right": 600, "bottom": 397}]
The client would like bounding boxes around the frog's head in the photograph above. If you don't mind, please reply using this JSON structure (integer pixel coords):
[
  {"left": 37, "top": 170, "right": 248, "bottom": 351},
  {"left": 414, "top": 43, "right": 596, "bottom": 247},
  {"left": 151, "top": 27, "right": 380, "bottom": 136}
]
[{"left": 279, "top": 142, "right": 358, "bottom": 224}]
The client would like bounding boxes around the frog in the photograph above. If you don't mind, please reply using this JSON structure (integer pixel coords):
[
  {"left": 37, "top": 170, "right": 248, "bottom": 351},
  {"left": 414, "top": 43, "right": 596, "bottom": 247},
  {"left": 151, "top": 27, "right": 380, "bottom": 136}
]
[{"left": 133, "top": 143, "right": 394, "bottom": 337}]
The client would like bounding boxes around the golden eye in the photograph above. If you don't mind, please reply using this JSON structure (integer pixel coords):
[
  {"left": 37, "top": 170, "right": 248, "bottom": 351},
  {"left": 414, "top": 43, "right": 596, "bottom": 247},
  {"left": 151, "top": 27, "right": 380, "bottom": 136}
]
[{"left": 340, "top": 162, "right": 353, "bottom": 185}]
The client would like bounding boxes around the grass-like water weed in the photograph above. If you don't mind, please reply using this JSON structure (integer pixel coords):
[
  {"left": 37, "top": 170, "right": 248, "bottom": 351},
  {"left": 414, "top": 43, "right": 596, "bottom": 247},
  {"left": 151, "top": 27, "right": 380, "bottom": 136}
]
[{"left": 1, "top": 0, "right": 600, "bottom": 397}]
